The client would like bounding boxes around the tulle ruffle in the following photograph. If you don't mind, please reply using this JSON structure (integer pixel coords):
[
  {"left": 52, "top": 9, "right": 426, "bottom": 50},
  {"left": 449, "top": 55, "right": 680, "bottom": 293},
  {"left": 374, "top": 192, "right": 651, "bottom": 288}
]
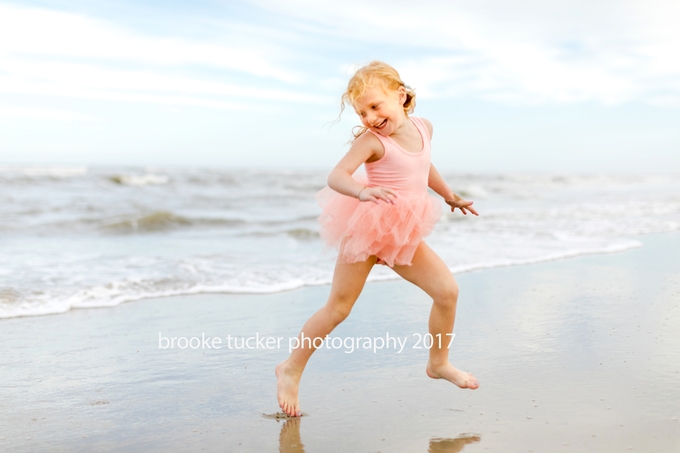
[{"left": 315, "top": 184, "right": 441, "bottom": 267}]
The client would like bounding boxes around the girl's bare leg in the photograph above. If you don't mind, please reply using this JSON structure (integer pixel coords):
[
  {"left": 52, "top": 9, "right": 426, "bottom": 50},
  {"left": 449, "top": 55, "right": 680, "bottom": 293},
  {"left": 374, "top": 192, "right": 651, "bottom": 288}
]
[
  {"left": 276, "top": 256, "right": 375, "bottom": 416},
  {"left": 392, "top": 242, "right": 479, "bottom": 389}
]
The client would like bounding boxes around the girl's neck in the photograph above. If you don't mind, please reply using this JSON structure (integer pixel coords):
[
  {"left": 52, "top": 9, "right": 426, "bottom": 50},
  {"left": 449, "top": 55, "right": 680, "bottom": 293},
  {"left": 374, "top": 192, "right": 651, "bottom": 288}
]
[{"left": 389, "top": 115, "right": 414, "bottom": 139}]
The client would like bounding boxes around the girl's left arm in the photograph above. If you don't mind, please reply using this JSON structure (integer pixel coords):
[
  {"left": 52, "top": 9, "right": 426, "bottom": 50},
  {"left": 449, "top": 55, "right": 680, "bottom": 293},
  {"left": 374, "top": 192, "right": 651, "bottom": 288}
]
[
  {"left": 420, "top": 119, "right": 454, "bottom": 200},
  {"left": 428, "top": 164, "right": 479, "bottom": 216},
  {"left": 421, "top": 117, "right": 478, "bottom": 215},
  {"left": 428, "top": 163, "right": 455, "bottom": 200}
]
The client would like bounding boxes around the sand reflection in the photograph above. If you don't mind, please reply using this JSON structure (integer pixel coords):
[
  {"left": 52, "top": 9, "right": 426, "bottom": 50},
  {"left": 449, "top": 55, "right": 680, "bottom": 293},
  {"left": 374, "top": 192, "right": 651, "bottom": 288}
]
[
  {"left": 429, "top": 435, "right": 481, "bottom": 453},
  {"left": 278, "top": 418, "right": 305, "bottom": 453},
  {"left": 276, "top": 417, "right": 479, "bottom": 453}
]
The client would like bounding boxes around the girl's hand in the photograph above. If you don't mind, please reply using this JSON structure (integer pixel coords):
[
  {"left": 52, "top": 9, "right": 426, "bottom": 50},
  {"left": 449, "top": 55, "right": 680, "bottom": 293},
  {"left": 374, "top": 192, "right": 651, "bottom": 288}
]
[
  {"left": 358, "top": 186, "right": 398, "bottom": 204},
  {"left": 445, "top": 194, "right": 479, "bottom": 216}
]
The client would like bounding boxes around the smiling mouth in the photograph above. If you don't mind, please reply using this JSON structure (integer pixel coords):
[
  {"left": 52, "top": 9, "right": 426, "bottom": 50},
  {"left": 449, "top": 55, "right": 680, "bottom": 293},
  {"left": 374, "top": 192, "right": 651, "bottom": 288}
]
[{"left": 374, "top": 119, "right": 387, "bottom": 129}]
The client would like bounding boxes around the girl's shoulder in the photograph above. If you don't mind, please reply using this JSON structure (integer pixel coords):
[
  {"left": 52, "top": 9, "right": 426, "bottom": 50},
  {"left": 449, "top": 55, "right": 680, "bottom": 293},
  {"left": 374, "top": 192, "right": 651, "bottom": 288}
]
[
  {"left": 412, "top": 116, "right": 433, "bottom": 139},
  {"left": 349, "top": 129, "right": 385, "bottom": 164}
]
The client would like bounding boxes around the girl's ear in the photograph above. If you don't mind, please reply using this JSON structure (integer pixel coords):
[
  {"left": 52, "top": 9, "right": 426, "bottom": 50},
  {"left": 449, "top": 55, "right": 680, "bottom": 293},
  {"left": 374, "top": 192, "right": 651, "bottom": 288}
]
[{"left": 397, "top": 85, "right": 407, "bottom": 106}]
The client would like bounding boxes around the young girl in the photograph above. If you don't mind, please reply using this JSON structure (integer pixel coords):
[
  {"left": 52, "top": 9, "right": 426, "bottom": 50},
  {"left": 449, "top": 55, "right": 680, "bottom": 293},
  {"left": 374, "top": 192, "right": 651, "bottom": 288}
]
[{"left": 276, "top": 61, "right": 479, "bottom": 417}]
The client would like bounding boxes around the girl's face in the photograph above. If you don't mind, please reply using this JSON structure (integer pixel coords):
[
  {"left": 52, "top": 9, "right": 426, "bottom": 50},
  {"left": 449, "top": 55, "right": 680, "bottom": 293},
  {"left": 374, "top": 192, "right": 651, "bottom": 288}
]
[{"left": 353, "top": 85, "right": 407, "bottom": 136}]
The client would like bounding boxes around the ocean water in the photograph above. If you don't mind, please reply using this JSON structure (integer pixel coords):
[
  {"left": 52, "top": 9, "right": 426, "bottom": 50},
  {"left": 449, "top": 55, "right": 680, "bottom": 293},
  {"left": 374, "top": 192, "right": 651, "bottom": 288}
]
[{"left": 1, "top": 165, "right": 679, "bottom": 319}]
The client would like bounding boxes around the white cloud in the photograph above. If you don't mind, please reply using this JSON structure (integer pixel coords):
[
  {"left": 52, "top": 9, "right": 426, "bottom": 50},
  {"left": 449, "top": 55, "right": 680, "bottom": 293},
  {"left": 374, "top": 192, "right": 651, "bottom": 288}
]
[
  {"left": 0, "top": 3, "right": 323, "bottom": 112},
  {"left": 250, "top": 0, "right": 680, "bottom": 106},
  {"left": 0, "top": 104, "right": 92, "bottom": 121},
  {"left": 0, "top": 58, "right": 330, "bottom": 109},
  {"left": 1, "top": 0, "right": 679, "bottom": 115},
  {"left": 0, "top": 4, "right": 297, "bottom": 82}
]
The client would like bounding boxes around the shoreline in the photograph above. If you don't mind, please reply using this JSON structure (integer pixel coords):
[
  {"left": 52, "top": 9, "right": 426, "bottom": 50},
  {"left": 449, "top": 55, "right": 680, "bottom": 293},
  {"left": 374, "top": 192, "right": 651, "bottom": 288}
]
[
  {"left": 1, "top": 231, "right": 678, "bottom": 452},
  {"left": 1, "top": 231, "right": 654, "bottom": 321}
]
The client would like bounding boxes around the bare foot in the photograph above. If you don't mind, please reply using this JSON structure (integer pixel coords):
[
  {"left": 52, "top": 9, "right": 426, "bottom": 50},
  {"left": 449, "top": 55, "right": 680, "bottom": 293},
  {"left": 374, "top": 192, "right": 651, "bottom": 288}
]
[
  {"left": 276, "top": 360, "right": 302, "bottom": 417},
  {"left": 426, "top": 361, "right": 480, "bottom": 389}
]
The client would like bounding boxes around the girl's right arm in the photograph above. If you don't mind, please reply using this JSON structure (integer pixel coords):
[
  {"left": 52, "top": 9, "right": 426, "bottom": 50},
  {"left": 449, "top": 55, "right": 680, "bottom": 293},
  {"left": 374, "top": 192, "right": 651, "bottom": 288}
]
[{"left": 327, "top": 133, "right": 397, "bottom": 204}]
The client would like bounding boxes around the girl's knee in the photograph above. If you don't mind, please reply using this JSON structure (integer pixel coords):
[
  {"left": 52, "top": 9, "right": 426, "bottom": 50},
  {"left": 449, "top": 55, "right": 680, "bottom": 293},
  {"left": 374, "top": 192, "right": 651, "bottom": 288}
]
[
  {"left": 326, "top": 293, "right": 356, "bottom": 324},
  {"left": 434, "top": 280, "right": 459, "bottom": 308},
  {"left": 327, "top": 304, "right": 352, "bottom": 324}
]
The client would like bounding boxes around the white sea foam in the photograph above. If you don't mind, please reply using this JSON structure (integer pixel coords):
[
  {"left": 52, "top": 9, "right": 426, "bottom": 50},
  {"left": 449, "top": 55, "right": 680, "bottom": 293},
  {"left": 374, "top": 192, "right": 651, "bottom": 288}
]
[
  {"left": 0, "top": 165, "right": 88, "bottom": 177},
  {"left": 0, "top": 237, "right": 648, "bottom": 319},
  {"left": 110, "top": 173, "right": 169, "bottom": 186}
]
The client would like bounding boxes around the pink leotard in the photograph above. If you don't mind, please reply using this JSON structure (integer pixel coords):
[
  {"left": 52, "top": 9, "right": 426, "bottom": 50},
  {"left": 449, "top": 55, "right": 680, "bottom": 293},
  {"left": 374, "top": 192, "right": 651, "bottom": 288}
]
[{"left": 315, "top": 116, "right": 441, "bottom": 267}]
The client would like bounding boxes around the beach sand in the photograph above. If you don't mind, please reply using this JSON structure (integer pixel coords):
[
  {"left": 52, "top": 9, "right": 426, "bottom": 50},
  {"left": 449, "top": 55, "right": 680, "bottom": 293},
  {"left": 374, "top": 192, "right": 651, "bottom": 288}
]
[{"left": 1, "top": 232, "right": 679, "bottom": 452}]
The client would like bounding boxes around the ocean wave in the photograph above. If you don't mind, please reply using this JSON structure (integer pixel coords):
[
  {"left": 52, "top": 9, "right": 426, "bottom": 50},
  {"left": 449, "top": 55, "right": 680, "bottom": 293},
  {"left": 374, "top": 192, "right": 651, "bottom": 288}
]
[
  {"left": 2, "top": 167, "right": 679, "bottom": 321},
  {"left": 0, "top": 277, "right": 311, "bottom": 319},
  {"left": 3, "top": 210, "right": 267, "bottom": 235},
  {"left": 0, "top": 165, "right": 88, "bottom": 177},
  {"left": 236, "top": 227, "right": 320, "bottom": 239},
  {"left": 443, "top": 173, "right": 680, "bottom": 200},
  {"left": 0, "top": 166, "right": 88, "bottom": 184},
  {"left": 109, "top": 173, "right": 169, "bottom": 186},
  {"left": 97, "top": 211, "right": 253, "bottom": 233},
  {"left": 286, "top": 228, "right": 320, "bottom": 240},
  {"left": 100, "top": 211, "right": 191, "bottom": 233}
]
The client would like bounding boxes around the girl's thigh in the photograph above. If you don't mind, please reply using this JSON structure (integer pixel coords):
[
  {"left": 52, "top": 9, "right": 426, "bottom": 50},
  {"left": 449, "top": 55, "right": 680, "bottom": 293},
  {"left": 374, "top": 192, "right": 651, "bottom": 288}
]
[
  {"left": 391, "top": 242, "right": 457, "bottom": 299},
  {"left": 327, "top": 254, "right": 376, "bottom": 304}
]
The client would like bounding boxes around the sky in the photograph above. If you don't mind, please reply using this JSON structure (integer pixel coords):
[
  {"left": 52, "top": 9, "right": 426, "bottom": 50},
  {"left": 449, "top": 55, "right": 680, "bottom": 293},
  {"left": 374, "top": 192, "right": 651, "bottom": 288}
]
[{"left": 0, "top": 0, "right": 679, "bottom": 172}]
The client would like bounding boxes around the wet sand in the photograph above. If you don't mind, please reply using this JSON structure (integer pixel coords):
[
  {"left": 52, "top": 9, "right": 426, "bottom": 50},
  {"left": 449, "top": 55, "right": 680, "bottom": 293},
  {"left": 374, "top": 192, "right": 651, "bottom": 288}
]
[{"left": 1, "top": 232, "right": 679, "bottom": 452}]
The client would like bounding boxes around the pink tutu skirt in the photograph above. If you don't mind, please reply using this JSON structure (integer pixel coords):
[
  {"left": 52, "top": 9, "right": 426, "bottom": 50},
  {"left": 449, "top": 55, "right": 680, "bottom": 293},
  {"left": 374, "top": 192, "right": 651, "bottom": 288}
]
[{"left": 315, "top": 184, "right": 442, "bottom": 267}]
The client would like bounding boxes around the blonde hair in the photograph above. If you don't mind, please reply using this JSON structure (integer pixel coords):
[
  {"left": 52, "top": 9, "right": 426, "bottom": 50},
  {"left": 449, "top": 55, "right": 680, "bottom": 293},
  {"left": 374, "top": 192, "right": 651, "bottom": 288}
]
[{"left": 340, "top": 61, "right": 416, "bottom": 140}]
